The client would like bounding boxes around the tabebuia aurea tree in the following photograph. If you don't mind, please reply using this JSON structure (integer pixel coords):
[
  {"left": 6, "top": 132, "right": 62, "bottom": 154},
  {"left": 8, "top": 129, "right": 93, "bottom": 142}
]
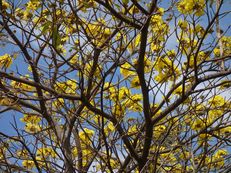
[{"left": 0, "top": 0, "right": 230, "bottom": 172}]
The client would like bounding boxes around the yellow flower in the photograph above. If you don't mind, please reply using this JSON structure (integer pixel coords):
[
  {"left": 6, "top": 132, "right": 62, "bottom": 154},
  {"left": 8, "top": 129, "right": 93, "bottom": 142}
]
[
  {"left": 133, "top": 56, "right": 153, "bottom": 73},
  {"left": 208, "top": 95, "right": 225, "bottom": 107},
  {"left": 57, "top": 44, "right": 66, "bottom": 54},
  {"left": 198, "top": 133, "right": 212, "bottom": 145},
  {"left": 130, "top": 76, "right": 140, "bottom": 88},
  {"left": 128, "top": 125, "right": 138, "bottom": 136},
  {"left": 129, "top": 5, "right": 139, "bottom": 14},
  {"left": 154, "top": 56, "right": 180, "bottom": 83},
  {"left": 25, "top": 123, "right": 41, "bottom": 133},
  {"left": 213, "top": 47, "right": 220, "bottom": 56},
  {"left": 0, "top": 147, "right": 6, "bottom": 160},
  {"left": 70, "top": 54, "right": 79, "bottom": 65},
  {"left": 22, "top": 160, "right": 35, "bottom": 169},
  {"left": 37, "top": 147, "right": 56, "bottom": 158},
  {"left": 177, "top": 0, "right": 205, "bottom": 16},
  {"left": 112, "top": 103, "right": 125, "bottom": 118},
  {"left": 207, "top": 109, "right": 223, "bottom": 123},
  {"left": 104, "top": 122, "right": 115, "bottom": 135},
  {"left": 128, "top": 102, "right": 142, "bottom": 112},
  {"left": 166, "top": 50, "right": 176, "bottom": 58},
  {"left": 154, "top": 125, "right": 166, "bottom": 137},
  {"left": 0, "top": 97, "right": 13, "bottom": 106},
  {"left": 150, "top": 43, "right": 162, "bottom": 52},
  {"left": 83, "top": 61, "right": 101, "bottom": 78},
  {"left": 20, "top": 114, "right": 41, "bottom": 124},
  {"left": 22, "top": 10, "right": 33, "bottom": 20},
  {"left": 54, "top": 80, "right": 77, "bottom": 94},
  {"left": 105, "top": 87, "right": 116, "bottom": 100},
  {"left": 52, "top": 98, "right": 64, "bottom": 109},
  {"left": 155, "top": 55, "right": 172, "bottom": 69},
  {"left": 120, "top": 62, "right": 135, "bottom": 78},
  {"left": 128, "top": 34, "right": 141, "bottom": 53},
  {"left": 26, "top": 0, "right": 40, "bottom": 11},
  {"left": 212, "top": 36, "right": 231, "bottom": 58},
  {"left": 199, "top": 133, "right": 211, "bottom": 139},
  {"left": 173, "top": 85, "right": 183, "bottom": 95},
  {"left": 131, "top": 94, "right": 142, "bottom": 102},
  {"left": 150, "top": 15, "right": 163, "bottom": 26},
  {"left": 191, "top": 118, "right": 205, "bottom": 131},
  {"left": 2, "top": 0, "right": 10, "bottom": 10},
  {"left": 66, "top": 80, "right": 77, "bottom": 94},
  {"left": 118, "top": 87, "right": 130, "bottom": 100},
  {"left": 214, "top": 149, "right": 228, "bottom": 158},
  {"left": 72, "top": 147, "right": 78, "bottom": 157},
  {"left": 11, "top": 80, "right": 35, "bottom": 92},
  {"left": 195, "top": 24, "right": 205, "bottom": 37},
  {"left": 85, "top": 20, "right": 111, "bottom": 46},
  {"left": 0, "top": 54, "right": 13, "bottom": 69},
  {"left": 16, "top": 149, "right": 29, "bottom": 158},
  {"left": 156, "top": 7, "right": 165, "bottom": 16},
  {"left": 79, "top": 128, "right": 95, "bottom": 141},
  {"left": 79, "top": 0, "right": 96, "bottom": 9},
  {"left": 178, "top": 19, "right": 188, "bottom": 30},
  {"left": 179, "top": 151, "right": 191, "bottom": 159},
  {"left": 220, "top": 126, "right": 231, "bottom": 135},
  {"left": 209, "top": 149, "right": 228, "bottom": 169}
]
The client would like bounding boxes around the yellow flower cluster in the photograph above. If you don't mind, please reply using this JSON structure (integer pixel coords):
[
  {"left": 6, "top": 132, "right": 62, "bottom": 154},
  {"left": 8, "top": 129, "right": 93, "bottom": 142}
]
[
  {"left": 11, "top": 75, "right": 35, "bottom": 92},
  {"left": 178, "top": 20, "right": 205, "bottom": 37},
  {"left": 26, "top": 0, "right": 40, "bottom": 11},
  {"left": 0, "top": 54, "right": 13, "bottom": 69},
  {"left": 154, "top": 125, "right": 166, "bottom": 137},
  {"left": 1, "top": 0, "right": 10, "bottom": 11},
  {"left": 120, "top": 62, "right": 135, "bottom": 78},
  {"left": 55, "top": 79, "right": 77, "bottom": 94},
  {"left": 133, "top": 56, "right": 153, "bottom": 73},
  {"left": 20, "top": 114, "right": 41, "bottom": 124},
  {"left": 213, "top": 36, "right": 231, "bottom": 57},
  {"left": 24, "top": 123, "right": 41, "bottom": 133},
  {"left": 104, "top": 122, "right": 115, "bottom": 135},
  {"left": 179, "top": 36, "right": 198, "bottom": 54},
  {"left": 186, "top": 51, "right": 210, "bottom": 69},
  {"left": 37, "top": 147, "right": 56, "bottom": 158},
  {"left": 52, "top": 98, "right": 64, "bottom": 109},
  {"left": 104, "top": 82, "right": 143, "bottom": 115},
  {"left": 72, "top": 128, "right": 95, "bottom": 166},
  {"left": 78, "top": 0, "right": 97, "bottom": 10},
  {"left": 22, "top": 160, "right": 34, "bottom": 169},
  {"left": 83, "top": 61, "right": 101, "bottom": 79},
  {"left": 20, "top": 113, "right": 42, "bottom": 133},
  {"left": 219, "top": 126, "right": 231, "bottom": 135},
  {"left": 177, "top": 0, "right": 205, "bottom": 16},
  {"left": 85, "top": 19, "right": 111, "bottom": 46},
  {"left": 16, "top": 149, "right": 29, "bottom": 158},
  {"left": 186, "top": 95, "right": 228, "bottom": 133},
  {"left": 127, "top": 34, "right": 141, "bottom": 53},
  {"left": 149, "top": 7, "right": 169, "bottom": 53},
  {"left": 208, "top": 149, "right": 229, "bottom": 169},
  {"left": 112, "top": 103, "right": 126, "bottom": 118},
  {"left": 22, "top": 146, "right": 56, "bottom": 170},
  {"left": 79, "top": 128, "right": 94, "bottom": 144},
  {"left": 17, "top": 0, "right": 41, "bottom": 20},
  {"left": 120, "top": 57, "right": 152, "bottom": 88},
  {"left": 150, "top": 8, "right": 168, "bottom": 35},
  {"left": 154, "top": 56, "right": 180, "bottom": 83}
]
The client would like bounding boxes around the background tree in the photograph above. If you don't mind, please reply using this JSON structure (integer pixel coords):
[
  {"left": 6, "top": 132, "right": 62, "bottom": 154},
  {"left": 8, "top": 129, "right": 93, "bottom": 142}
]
[{"left": 0, "top": 0, "right": 231, "bottom": 172}]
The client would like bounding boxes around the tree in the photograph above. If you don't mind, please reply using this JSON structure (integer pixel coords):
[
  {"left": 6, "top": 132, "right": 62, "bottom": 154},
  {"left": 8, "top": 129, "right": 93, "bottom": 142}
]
[{"left": 0, "top": 0, "right": 231, "bottom": 172}]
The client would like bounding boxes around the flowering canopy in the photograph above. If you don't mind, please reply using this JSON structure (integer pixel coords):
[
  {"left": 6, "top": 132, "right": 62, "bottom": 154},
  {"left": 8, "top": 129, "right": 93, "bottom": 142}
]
[{"left": 0, "top": 0, "right": 230, "bottom": 172}]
